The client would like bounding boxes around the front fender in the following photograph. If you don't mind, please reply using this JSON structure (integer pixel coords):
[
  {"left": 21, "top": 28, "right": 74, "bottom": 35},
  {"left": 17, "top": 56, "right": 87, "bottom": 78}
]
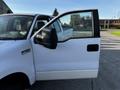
[
  {"left": 0, "top": 40, "right": 36, "bottom": 85},
  {"left": 0, "top": 62, "right": 35, "bottom": 85}
]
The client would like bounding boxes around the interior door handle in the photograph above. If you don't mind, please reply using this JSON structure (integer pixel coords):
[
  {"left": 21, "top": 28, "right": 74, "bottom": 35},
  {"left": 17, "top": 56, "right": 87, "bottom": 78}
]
[
  {"left": 21, "top": 48, "right": 31, "bottom": 55},
  {"left": 87, "top": 44, "right": 99, "bottom": 52}
]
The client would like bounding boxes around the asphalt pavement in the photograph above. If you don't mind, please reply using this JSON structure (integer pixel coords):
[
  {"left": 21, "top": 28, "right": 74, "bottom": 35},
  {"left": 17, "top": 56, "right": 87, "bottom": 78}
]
[{"left": 30, "top": 31, "right": 120, "bottom": 90}]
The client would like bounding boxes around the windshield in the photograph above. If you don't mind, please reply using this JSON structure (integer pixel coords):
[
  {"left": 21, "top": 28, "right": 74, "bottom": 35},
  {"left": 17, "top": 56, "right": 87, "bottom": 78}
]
[{"left": 0, "top": 15, "right": 34, "bottom": 40}]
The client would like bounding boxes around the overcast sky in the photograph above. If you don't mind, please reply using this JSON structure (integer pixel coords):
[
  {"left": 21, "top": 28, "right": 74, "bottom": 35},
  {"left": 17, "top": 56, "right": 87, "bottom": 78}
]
[{"left": 4, "top": 0, "right": 120, "bottom": 19}]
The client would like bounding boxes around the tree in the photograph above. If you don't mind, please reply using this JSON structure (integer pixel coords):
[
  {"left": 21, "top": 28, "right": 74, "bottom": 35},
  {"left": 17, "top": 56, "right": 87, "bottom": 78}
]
[{"left": 53, "top": 8, "right": 59, "bottom": 16}]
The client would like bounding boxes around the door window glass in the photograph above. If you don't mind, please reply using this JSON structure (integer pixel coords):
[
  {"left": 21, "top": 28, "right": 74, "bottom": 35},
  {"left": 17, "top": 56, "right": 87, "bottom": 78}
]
[
  {"left": 59, "top": 12, "right": 93, "bottom": 38},
  {"left": 53, "top": 21, "right": 61, "bottom": 33}
]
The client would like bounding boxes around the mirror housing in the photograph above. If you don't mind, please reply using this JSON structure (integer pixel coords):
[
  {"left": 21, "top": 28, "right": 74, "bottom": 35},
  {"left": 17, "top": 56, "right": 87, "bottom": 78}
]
[{"left": 34, "top": 28, "right": 58, "bottom": 49}]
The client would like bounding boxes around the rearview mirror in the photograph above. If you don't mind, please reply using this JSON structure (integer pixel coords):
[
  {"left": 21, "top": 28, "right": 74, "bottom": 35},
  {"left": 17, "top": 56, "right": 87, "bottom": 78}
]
[{"left": 34, "top": 28, "right": 58, "bottom": 49}]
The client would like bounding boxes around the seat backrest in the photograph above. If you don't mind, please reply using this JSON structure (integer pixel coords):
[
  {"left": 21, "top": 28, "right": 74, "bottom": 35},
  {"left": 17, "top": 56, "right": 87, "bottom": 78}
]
[
  {"left": 36, "top": 21, "right": 46, "bottom": 30},
  {"left": 15, "top": 21, "right": 22, "bottom": 31}
]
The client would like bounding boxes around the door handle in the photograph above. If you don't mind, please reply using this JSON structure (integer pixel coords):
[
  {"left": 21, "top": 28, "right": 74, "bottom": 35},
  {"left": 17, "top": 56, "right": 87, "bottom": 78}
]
[
  {"left": 21, "top": 48, "right": 31, "bottom": 55},
  {"left": 87, "top": 44, "right": 99, "bottom": 52}
]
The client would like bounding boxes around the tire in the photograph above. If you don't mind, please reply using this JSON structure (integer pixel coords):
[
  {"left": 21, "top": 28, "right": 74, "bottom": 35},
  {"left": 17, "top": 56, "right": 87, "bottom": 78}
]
[
  {"left": 0, "top": 73, "right": 30, "bottom": 90},
  {"left": 0, "top": 82, "right": 25, "bottom": 90}
]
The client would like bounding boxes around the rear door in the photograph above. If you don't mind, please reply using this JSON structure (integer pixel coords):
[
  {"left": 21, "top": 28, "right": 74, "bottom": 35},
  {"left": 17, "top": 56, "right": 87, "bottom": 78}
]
[{"left": 32, "top": 9, "right": 100, "bottom": 80}]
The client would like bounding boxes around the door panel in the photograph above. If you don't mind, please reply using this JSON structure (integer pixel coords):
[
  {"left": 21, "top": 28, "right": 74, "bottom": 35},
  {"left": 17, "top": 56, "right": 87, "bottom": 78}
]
[
  {"left": 31, "top": 9, "right": 100, "bottom": 80},
  {"left": 34, "top": 38, "right": 100, "bottom": 72}
]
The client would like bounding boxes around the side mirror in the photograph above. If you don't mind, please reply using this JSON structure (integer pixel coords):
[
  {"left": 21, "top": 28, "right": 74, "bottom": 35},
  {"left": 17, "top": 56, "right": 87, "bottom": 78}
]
[{"left": 34, "top": 28, "right": 58, "bottom": 49}]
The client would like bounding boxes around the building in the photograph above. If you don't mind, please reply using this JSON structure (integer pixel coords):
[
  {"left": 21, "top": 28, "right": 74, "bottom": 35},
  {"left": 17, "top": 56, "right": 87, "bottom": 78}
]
[
  {"left": 0, "top": 0, "right": 12, "bottom": 14},
  {"left": 100, "top": 19, "right": 120, "bottom": 29}
]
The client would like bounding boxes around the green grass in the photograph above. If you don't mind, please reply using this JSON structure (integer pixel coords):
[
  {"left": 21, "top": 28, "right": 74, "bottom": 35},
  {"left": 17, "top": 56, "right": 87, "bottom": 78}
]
[{"left": 111, "top": 31, "right": 120, "bottom": 36}]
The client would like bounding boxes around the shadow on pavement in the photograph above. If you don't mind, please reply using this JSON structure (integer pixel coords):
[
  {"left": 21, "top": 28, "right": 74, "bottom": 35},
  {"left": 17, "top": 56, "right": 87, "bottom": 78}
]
[
  {"left": 93, "top": 49, "right": 120, "bottom": 90},
  {"left": 31, "top": 79, "right": 92, "bottom": 90}
]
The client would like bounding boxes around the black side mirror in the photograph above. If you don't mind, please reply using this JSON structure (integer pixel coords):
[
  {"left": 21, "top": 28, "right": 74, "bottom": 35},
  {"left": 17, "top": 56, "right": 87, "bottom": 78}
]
[{"left": 34, "top": 28, "right": 58, "bottom": 49}]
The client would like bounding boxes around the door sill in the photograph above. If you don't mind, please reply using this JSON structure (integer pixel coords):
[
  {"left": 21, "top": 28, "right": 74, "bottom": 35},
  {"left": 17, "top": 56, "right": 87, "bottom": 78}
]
[{"left": 36, "top": 69, "right": 98, "bottom": 80}]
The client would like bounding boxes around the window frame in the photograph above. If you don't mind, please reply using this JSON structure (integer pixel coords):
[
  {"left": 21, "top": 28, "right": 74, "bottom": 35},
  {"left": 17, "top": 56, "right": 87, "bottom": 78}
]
[{"left": 32, "top": 9, "right": 100, "bottom": 43}]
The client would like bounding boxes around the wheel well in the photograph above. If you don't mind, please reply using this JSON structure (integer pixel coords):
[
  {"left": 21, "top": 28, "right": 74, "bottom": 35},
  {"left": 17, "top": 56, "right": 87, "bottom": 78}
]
[{"left": 0, "top": 72, "right": 30, "bottom": 88}]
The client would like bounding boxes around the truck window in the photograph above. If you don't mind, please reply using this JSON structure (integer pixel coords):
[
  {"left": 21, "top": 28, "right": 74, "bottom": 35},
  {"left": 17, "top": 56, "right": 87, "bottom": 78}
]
[
  {"left": 0, "top": 15, "right": 34, "bottom": 40},
  {"left": 59, "top": 12, "right": 94, "bottom": 38},
  {"left": 53, "top": 21, "right": 61, "bottom": 33}
]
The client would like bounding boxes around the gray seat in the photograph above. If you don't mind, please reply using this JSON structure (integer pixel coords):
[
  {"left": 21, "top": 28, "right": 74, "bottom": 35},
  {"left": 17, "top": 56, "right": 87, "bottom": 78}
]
[{"left": 36, "top": 21, "right": 46, "bottom": 30}]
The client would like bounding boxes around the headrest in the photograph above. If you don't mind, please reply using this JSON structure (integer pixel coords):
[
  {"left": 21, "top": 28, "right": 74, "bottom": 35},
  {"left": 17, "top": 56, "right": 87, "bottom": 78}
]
[
  {"left": 37, "top": 21, "right": 46, "bottom": 29},
  {"left": 16, "top": 23, "right": 22, "bottom": 31}
]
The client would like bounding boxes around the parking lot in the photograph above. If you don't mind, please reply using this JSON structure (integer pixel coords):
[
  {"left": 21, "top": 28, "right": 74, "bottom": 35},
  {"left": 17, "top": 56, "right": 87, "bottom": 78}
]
[{"left": 30, "top": 31, "right": 120, "bottom": 90}]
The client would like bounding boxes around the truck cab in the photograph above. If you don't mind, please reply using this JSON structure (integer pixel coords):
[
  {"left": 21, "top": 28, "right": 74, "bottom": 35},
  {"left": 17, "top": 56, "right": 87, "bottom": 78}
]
[{"left": 0, "top": 9, "right": 100, "bottom": 90}]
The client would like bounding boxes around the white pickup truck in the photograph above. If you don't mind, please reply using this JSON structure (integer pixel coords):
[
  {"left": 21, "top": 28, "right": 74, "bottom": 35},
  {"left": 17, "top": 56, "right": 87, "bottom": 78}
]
[{"left": 0, "top": 9, "right": 100, "bottom": 90}]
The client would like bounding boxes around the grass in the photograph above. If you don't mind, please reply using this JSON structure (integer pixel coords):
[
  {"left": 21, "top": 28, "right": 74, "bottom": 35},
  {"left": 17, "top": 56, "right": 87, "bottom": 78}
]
[{"left": 111, "top": 31, "right": 120, "bottom": 36}]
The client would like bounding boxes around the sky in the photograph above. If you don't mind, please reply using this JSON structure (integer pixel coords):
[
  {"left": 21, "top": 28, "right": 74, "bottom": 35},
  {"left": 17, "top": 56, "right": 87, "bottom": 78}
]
[{"left": 4, "top": 0, "right": 120, "bottom": 19}]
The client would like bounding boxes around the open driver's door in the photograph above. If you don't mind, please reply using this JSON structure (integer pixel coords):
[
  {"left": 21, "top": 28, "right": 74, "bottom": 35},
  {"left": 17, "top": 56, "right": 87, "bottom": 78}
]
[{"left": 32, "top": 9, "right": 100, "bottom": 80}]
